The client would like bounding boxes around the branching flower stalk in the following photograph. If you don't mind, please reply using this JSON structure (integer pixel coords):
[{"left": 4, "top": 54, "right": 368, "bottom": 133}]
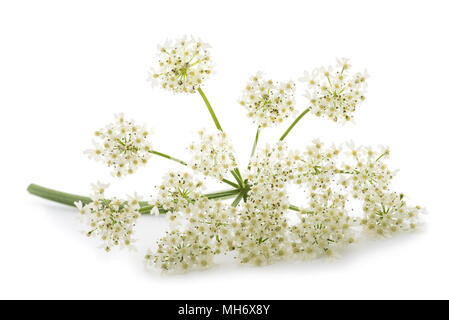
[{"left": 28, "top": 36, "right": 425, "bottom": 273}]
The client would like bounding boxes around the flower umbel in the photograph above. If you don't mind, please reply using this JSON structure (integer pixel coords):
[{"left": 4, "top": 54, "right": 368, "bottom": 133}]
[
  {"left": 148, "top": 36, "right": 213, "bottom": 94},
  {"left": 239, "top": 72, "right": 296, "bottom": 128},
  {"left": 299, "top": 58, "right": 368, "bottom": 123},
  {"left": 361, "top": 191, "right": 422, "bottom": 236},
  {"left": 153, "top": 171, "right": 204, "bottom": 212},
  {"left": 85, "top": 113, "right": 152, "bottom": 177},
  {"left": 75, "top": 182, "right": 141, "bottom": 251},
  {"left": 145, "top": 198, "right": 236, "bottom": 272},
  {"left": 188, "top": 129, "right": 238, "bottom": 181}
]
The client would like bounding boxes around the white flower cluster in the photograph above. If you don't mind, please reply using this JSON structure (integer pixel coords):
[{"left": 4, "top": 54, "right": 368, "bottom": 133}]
[
  {"left": 75, "top": 182, "right": 141, "bottom": 252},
  {"left": 85, "top": 114, "right": 152, "bottom": 177},
  {"left": 244, "top": 142, "right": 355, "bottom": 262},
  {"left": 239, "top": 72, "right": 296, "bottom": 128},
  {"left": 292, "top": 193, "right": 356, "bottom": 258},
  {"left": 299, "top": 58, "right": 368, "bottom": 123},
  {"left": 153, "top": 171, "right": 204, "bottom": 212},
  {"left": 145, "top": 198, "right": 237, "bottom": 271},
  {"left": 148, "top": 36, "right": 213, "bottom": 94},
  {"left": 361, "top": 191, "right": 421, "bottom": 236},
  {"left": 144, "top": 140, "right": 423, "bottom": 272},
  {"left": 280, "top": 140, "right": 421, "bottom": 237},
  {"left": 188, "top": 130, "right": 238, "bottom": 181}
]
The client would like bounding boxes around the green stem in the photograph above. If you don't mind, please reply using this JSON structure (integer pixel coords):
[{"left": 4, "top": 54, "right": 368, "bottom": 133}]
[
  {"left": 150, "top": 149, "right": 238, "bottom": 189},
  {"left": 138, "top": 205, "right": 167, "bottom": 215},
  {"left": 250, "top": 126, "right": 260, "bottom": 159},
  {"left": 197, "top": 87, "right": 246, "bottom": 190},
  {"left": 230, "top": 170, "right": 243, "bottom": 188},
  {"left": 221, "top": 179, "right": 240, "bottom": 189},
  {"left": 248, "top": 126, "right": 261, "bottom": 170},
  {"left": 231, "top": 192, "right": 244, "bottom": 207},
  {"left": 204, "top": 188, "right": 241, "bottom": 200},
  {"left": 375, "top": 152, "right": 386, "bottom": 162},
  {"left": 150, "top": 150, "right": 187, "bottom": 166},
  {"left": 27, "top": 184, "right": 92, "bottom": 207},
  {"left": 279, "top": 107, "right": 311, "bottom": 141},
  {"left": 197, "top": 87, "right": 223, "bottom": 132},
  {"left": 288, "top": 204, "right": 300, "bottom": 212},
  {"left": 234, "top": 168, "right": 244, "bottom": 184},
  {"left": 27, "top": 184, "right": 240, "bottom": 214}
]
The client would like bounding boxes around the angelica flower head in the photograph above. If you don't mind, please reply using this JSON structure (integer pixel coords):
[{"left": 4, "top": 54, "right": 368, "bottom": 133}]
[
  {"left": 85, "top": 113, "right": 152, "bottom": 177},
  {"left": 361, "top": 191, "right": 424, "bottom": 237},
  {"left": 148, "top": 36, "right": 213, "bottom": 94},
  {"left": 239, "top": 72, "right": 296, "bottom": 128},
  {"left": 188, "top": 129, "right": 237, "bottom": 181},
  {"left": 145, "top": 198, "right": 236, "bottom": 272},
  {"left": 153, "top": 171, "right": 204, "bottom": 212},
  {"left": 75, "top": 182, "right": 141, "bottom": 252},
  {"left": 289, "top": 192, "right": 356, "bottom": 259},
  {"left": 299, "top": 58, "right": 368, "bottom": 123}
]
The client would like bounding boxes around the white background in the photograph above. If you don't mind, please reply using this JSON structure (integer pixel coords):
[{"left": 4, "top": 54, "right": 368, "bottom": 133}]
[{"left": 1, "top": 0, "right": 448, "bottom": 299}]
